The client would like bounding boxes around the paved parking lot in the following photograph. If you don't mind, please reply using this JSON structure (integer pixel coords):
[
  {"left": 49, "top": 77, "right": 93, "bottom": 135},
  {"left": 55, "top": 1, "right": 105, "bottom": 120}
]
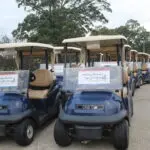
[{"left": 1, "top": 84, "right": 150, "bottom": 150}]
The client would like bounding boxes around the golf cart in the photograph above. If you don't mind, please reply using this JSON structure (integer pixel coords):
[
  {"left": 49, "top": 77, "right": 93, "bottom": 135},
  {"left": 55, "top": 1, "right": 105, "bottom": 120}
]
[
  {"left": 0, "top": 43, "right": 60, "bottom": 146},
  {"left": 94, "top": 44, "right": 134, "bottom": 96},
  {"left": 123, "top": 45, "right": 136, "bottom": 96},
  {"left": 53, "top": 46, "right": 82, "bottom": 84},
  {"left": 129, "top": 50, "right": 143, "bottom": 88},
  {"left": 40, "top": 46, "right": 82, "bottom": 86},
  {"left": 54, "top": 35, "right": 133, "bottom": 150},
  {"left": 138, "top": 52, "right": 150, "bottom": 83}
]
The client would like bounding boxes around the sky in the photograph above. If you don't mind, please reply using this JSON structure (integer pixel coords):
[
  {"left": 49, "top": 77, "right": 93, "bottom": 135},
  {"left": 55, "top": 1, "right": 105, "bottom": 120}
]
[{"left": 0, "top": 0, "right": 150, "bottom": 38}]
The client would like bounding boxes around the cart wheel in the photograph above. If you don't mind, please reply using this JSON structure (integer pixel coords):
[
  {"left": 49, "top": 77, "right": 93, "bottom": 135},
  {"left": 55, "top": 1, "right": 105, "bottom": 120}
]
[
  {"left": 136, "top": 78, "right": 142, "bottom": 88},
  {"left": 14, "top": 119, "right": 35, "bottom": 146},
  {"left": 132, "top": 81, "right": 135, "bottom": 96},
  {"left": 131, "top": 96, "right": 134, "bottom": 117},
  {"left": 112, "top": 120, "right": 129, "bottom": 150},
  {"left": 140, "top": 78, "right": 144, "bottom": 86},
  {"left": 54, "top": 119, "right": 72, "bottom": 147}
]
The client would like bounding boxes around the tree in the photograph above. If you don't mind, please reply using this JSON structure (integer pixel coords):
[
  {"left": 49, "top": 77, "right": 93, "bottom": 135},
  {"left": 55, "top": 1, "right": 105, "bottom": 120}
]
[
  {"left": 92, "top": 19, "right": 150, "bottom": 52},
  {"left": 124, "top": 19, "right": 150, "bottom": 51},
  {"left": 12, "top": 0, "right": 112, "bottom": 45},
  {"left": 0, "top": 35, "right": 10, "bottom": 43},
  {"left": 0, "top": 35, "right": 17, "bottom": 70},
  {"left": 92, "top": 26, "right": 117, "bottom": 35}
]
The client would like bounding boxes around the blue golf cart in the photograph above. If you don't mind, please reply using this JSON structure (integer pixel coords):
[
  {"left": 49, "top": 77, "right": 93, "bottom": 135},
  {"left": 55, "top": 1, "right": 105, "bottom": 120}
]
[
  {"left": 129, "top": 50, "right": 143, "bottom": 91},
  {"left": 123, "top": 45, "right": 136, "bottom": 96},
  {"left": 138, "top": 52, "right": 150, "bottom": 83},
  {"left": 0, "top": 43, "right": 60, "bottom": 146},
  {"left": 41, "top": 46, "right": 82, "bottom": 86},
  {"left": 94, "top": 44, "right": 135, "bottom": 97},
  {"left": 54, "top": 35, "right": 133, "bottom": 150}
]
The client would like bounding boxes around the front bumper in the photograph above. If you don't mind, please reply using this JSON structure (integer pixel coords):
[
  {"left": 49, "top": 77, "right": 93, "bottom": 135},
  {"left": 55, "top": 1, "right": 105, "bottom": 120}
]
[
  {"left": 75, "top": 125, "right": 103, "bottom": 140},
  {"left": 59, "top": 108, "right": 127, "bottom": 125},
  {"left": 0, "top": 110, "right": 32, "bottom": 125}
]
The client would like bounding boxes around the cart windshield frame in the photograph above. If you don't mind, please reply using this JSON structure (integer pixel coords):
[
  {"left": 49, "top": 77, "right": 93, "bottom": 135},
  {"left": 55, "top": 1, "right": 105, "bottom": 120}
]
[
  {"left": 63, "top": 66, "right": 123, "bottom": 92},
  {"left": 0, "top": 70, "right": 29, "bottom": 94}
]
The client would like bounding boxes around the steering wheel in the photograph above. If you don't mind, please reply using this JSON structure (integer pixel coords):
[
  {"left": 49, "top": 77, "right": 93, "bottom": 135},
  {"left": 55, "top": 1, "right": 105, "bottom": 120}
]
[{"left": 29, "top": 72, "right": 36, "bottom": 82}]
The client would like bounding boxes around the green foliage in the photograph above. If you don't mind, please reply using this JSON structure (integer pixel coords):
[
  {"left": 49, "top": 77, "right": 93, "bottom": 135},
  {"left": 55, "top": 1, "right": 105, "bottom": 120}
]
[
  {"left": 12, "top": 0, "right": 111, "bottom": 45},
  {"left": 92, "top": 19, "right": 150, "bottom": 52},
  {"left": 0, "top": 35, "right": 10, "bottom": 43}
]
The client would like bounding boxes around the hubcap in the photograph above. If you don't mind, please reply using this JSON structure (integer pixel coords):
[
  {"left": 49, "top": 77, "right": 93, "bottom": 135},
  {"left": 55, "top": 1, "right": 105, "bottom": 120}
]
[{"left": 26, "top": 125, "right": 33, "bottom": 139}]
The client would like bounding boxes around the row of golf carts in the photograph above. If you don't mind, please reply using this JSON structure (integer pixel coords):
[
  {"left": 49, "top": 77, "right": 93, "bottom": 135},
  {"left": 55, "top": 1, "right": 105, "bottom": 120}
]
[{"left": 0, "top": 35, "right": 149, "bottom": 150}]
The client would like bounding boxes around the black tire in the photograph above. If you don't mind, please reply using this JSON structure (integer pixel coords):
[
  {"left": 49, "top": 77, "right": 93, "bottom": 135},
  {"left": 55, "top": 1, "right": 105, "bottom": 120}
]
[
  {"left": 130, "top": 96, "right": 134, "bottom": 117},
  {"left": 136, "top": 83, "right": 140, "bottom": 89},
  {"left": 112, "top": 120, "right": 129, "bottom": 150},
  {"left": 14, "top": 119, "right": 35, "bottom": 146},
  {"left": 136, "top": 78, "right": 142, "bottom": 88},
  {"left": 54, "top": 119, "right": 72, "bottom": 147},
  {"left": 132, "top": 82, "right": 135, "bottom": 96}
]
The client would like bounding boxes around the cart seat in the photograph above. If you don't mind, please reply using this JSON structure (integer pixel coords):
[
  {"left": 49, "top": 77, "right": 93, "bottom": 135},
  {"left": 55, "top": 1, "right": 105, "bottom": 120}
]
[
  {"left": 127, "top": 66, "right": 131, "bottom": 75},
  {"left": 28, "top": 89, "right": 49, "bottom": 99},
  {"left": 133, "top": 63, "right": 138, "bottom": 72},
  {"left": 28, "top": 69, "right": 54, "bottom": 99},
  {"left": 127, "top": 65, "right": 131, "bottom": 82},
  {"left": 123, "top": 68, "right": 128, "bottom": 85},
  {"left": 115, "top": 87, "right": 128, "bottom": 98},
  {"left": 128, "top": 76, "right": 130, "bottom": 82},
  {"left": 134, "top": 73, "right": 137, "bottom": 77},
  {"left": 142, "top": 63, "right": 148, "bottom": 71}
]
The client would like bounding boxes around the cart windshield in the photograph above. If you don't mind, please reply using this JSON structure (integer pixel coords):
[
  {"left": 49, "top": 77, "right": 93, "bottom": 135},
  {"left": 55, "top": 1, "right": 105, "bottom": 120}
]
[
  {"left": 63, "top": 66, "right": 123, "bottom": 92},
  {"left": 0, "top": 70, "right": 29, "bottom": 94},
  {"left": 128, "top": 62, "right": 133, "bottom": 71},
  {"left": 137, "top": 62, "right": 142, "bottom": 69},
  {"left": 40, "top": 63, "right": 64, "bottom": 76}
]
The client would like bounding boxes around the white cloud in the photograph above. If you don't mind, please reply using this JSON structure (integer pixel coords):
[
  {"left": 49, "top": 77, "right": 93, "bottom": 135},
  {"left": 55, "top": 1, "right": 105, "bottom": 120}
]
[
  {"left": 3, "top": 15, "right": 19, "bottom": 19},
  {"left": 0, "top": 0, "right": 27, "bottom": 37},
  {"left": 106, "top": 0, "right": 150, "bottom": 31},
  {"left": 0, "top": 0, "right": 150, "bottom": 38}
]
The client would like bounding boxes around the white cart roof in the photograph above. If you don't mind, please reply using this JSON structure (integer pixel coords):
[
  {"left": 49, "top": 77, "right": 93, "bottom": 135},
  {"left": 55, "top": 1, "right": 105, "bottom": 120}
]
[
  {"left": 0, "top": 43, "right": 54, "bottom": 51},
  {"left": 53, "top": 46, "right": 81, "bottom": 54},
  {"left": 124, "top": 44, "right": 131, "bottom": 49},
  {"left": 131, "top": 49, "right": 138, "bottom": 53},
  {"left": 138, "top": 52, "right": 150, "bottom": 57},
  {"left": 63, "top": 35, "right": 127, "bottom": 47},
  {"left": 54, "top": 46, "right": 81, "bottom": 51}
]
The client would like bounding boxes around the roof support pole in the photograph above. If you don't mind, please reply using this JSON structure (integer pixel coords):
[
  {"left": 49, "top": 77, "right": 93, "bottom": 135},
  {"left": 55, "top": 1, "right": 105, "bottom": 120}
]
[
  {"left": 64, "top": 43, "right": 68, "bottom": 68},
  {"left": 29, "top": 46, "right": 33, "bottom": 70},
  {"left": 45, "top": 49, "right": 49, "bottom": 69}
]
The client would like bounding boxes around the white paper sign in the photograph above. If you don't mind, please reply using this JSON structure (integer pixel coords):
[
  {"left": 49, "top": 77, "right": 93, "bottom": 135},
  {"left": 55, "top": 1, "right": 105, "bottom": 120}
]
[
  {"left": 0, "top": 74, "right": 18, "bottom": 87},
  {"left": 78, "top": 69, "right": 110, "bottom": 85}
]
